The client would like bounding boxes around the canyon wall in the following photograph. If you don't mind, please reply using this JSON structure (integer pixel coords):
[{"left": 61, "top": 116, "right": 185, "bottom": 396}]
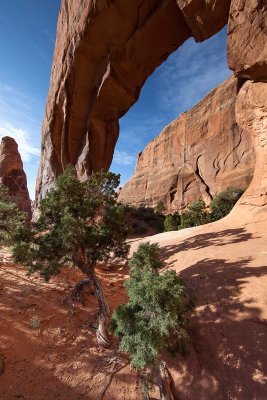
[
  {"left": 0, "top": 137, "right": 32, "bottom": 218},
  {"left": 118, "top": 76, "right": 255, "bottom": 212},
  {"left": 35, "top": 0, "right": 232, "bottom": 202}
]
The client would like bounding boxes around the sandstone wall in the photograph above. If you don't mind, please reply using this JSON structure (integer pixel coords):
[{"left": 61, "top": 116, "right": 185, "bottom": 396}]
[
  {"left": 118, "top": 76, "right": 255, "bottom": 212},
  {"left": 0, "top": 137, "right": 32, "bottom": 218}
]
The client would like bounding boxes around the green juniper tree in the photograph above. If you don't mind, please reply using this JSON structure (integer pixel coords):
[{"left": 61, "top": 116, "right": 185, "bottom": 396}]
[
  {"left": 210, "top": 187, "right": 245, "bottom": 221},
  {"left": 110, "top": 242, "right": 193, "bottom": 399},
  {"left": 164, "top": 213, "right": 181, "bottom": 232},
  {"left": 0, "top": 185, "right": 25, "bottom": 247},
  {"left": 179, "top": 199, "right": 209, "bottom": 229},
  {"left": 14, "top": 167, "right": 130, "bottom": 347}
]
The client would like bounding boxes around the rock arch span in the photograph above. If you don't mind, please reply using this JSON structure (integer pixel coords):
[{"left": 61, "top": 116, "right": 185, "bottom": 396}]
[{"left": 36, "top": 0, "right": 267, "bottom": 222}]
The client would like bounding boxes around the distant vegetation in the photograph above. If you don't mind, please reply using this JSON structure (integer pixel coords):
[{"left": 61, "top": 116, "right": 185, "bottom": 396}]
[
  {"left": 209, "top": 187, "right": 245, "bottom": 221},
  {"left": 0, "top": 185, "right": 25, "bottom": 247},
  {"left": 110, "top": 242, "right": 194, "bottom": 399},
  {"left": 125, "top": 205, "right": 164, "bottom": 236},
  {"left": 164, "top": 187, "right": 245, "bottom": 232}
]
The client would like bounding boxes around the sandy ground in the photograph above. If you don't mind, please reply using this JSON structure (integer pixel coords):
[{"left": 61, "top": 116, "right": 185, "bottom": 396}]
[{"left": 0, "top": 213, "right": 267, "bottom": 399}]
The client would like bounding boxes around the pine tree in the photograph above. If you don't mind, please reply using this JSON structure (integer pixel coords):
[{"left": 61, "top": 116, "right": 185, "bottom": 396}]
[
  {"left": 110, "top": 242, "right": 194, "bottom": 399},
  {"left": 13, "top": 167, "right": 130, "bottom": 347},
  {"left": 0, "top": 185, "right": 25, "bottom": 247}
]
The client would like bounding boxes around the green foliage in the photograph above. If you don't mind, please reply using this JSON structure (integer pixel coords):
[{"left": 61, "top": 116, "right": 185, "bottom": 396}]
[
  {"left": 13, "top": 167, "right": 130, "bottom": 281},
  {"left": 179, "top": 200, "right": 209, "bottom": 229},
  {"left": 210, "top": 187, "right": 245, "bottom": 221},
  {"left": 110, "top": 242, "right": 193, "bottom": 370},
  {"left": 164, "top": 213, "right": 181, "bottom": 232},
  {"left": 0, "top": 185, "right": 25, "bottom": 246},
  {"left": 126, "top": 206, "right": 164, "bottom": 236},
  {"left": 156, "top": 200, "right": 165, "bottom": 214},
  {"left": 162, "top": 187, "right": 245, "bottom": 233}
]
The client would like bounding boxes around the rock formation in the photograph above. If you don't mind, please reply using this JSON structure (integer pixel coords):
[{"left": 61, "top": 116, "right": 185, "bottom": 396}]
[
  {"left": 228, "top": 0, "right": 267, "bottom": 81},
  {"left": 0, "top": 137, "right": 32, "bottom": 218},
  {"left": 36, "top": 0, "right": 232, "bottom": 202},
  {"left": 118, "top": 76, "right": 255, "bottom": 212},
  {"left": 227, "top": 0, "right": 267, "bottom": 223}
]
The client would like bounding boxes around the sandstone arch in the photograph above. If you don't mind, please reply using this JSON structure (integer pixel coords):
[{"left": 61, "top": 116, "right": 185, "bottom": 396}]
[
  {"left": 36, "top": 0, "right": 267, "bottom": 221},
  {"left": 36, "top": 0, "right": 233, "bottom": 201}
]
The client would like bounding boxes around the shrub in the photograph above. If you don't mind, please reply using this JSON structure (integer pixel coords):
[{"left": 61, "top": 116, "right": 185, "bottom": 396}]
[
  {"left": 164, "top": 213, "right": 181, "bottom": 231},
  {"left": 210, "top": 187, "right": 245, "bottom": 221},
  {"left": 156, "top": 200, "right": 165, "bottom": 214},
  {"left": 126, "top": 206, "right": 164, "bottom": 236},
  {"left": 110, "top": 242, "right": 193, "bottom": 397},
  {"left": 179, "top": 200, "right": 209, "bottom": 229},
  {"left": 0, "top": 185, "right": 25, "bottom": 247}
]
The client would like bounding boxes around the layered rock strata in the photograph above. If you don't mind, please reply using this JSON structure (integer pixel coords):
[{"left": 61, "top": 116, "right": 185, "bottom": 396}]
[
  {"left": 0, "top": 136, "right": 32, "bottom": 218},
  {"left": 118, "top": 76, "right": 255, "bottom": 212},
  {"left": 36, "top": 0, "right": 232, "bottom": 202}
]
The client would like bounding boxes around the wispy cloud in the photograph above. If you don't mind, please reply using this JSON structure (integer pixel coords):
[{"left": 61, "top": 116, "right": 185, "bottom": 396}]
[
  {"left": 0, "top": 123, "right": 40, "bottom": 162},
  {"left": 155, "top": 28, "right": 231, "bottom": 119},
  {"left": 113, "top": 150, "right": 135, "bottom": 166},
  {"left": 113, "top": 28, "right": 231, "bottom": 187}
]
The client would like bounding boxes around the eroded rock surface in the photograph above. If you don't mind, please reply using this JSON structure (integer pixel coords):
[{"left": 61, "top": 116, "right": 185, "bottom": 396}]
[
  {"left": 176, "top": 0, "right": 231, "bottom": 41},
  {"left": 228, "top": 0, "right": 267, "bottom": 80},
  {"left": 232, "top": 80, "right": 267, "bottom": 223},
  {"left": 118, "top": 76, "right": 255, "bottom": 212},
  {"left": 36, "top": 0, "right": 233, "bottom": 202},
  {"left": 36, "top": 0, "right": 193, "bottom": 201},
  {"left": 0, "top": 137, "right": 31, "bottom": 218}
]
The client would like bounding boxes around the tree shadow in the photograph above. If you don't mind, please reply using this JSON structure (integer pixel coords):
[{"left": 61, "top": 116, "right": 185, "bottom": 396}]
[
  {"left": 0, "top": 264, "right": 139, "bottom": 400},
  {"left": 161, "top": 228, "right": 255, "bottom": 262},
  {"left": 167, "top": 256, "right": 267, "bottom": 400}
]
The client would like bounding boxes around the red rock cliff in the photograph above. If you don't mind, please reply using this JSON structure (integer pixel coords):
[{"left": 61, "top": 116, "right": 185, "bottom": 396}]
[
  {"left": 118, "top": 76, "right": 255, "bottom": 212},
  {"left": 0, "top": 137, "right": 32, "bottom": 218}
]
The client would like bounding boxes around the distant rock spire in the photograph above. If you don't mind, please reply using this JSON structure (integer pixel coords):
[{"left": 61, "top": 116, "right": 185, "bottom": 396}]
[{"left": 0, "top": 136, "right": 32, "bottom": 219}]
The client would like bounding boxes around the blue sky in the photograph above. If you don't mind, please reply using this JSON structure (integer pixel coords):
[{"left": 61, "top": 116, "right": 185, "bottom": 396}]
[{"left": 0, "top": 2, "right": 231, "bottom": 198}]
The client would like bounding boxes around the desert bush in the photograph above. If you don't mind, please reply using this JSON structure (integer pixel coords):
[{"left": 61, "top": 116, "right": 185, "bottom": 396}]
[
  {"left": 164, "top": 213, "right": 181, "bottom": 231},
  {"left": 126, "top": 206, "right": 164, "bottom": 236},
  {"left": 0, "top": 185, "right": 25, "bottom": 247},
  {"left": 156, "top": 200, "right": 165, "bottom": 214},
  {"left": 210, "top": 187, "right": 245, "bottom": 221},
  {"left": 179, "top": 200, "right": 209, "bottom": 229},
  {"left": 110, "top": 242, "right": 193, "bottom": 398}
]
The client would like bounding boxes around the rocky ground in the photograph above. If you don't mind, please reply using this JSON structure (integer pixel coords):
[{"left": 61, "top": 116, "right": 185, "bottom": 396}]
[{"left": 0, "top": 212, "right": 267, "bottom": 400}]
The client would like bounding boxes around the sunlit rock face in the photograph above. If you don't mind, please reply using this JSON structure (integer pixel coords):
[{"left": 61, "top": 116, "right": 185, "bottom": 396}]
[
  {"left": 227, "top": 0, "right": 267, "bottom": 222},
  {"left": 228, "top": 0, "right": 267, "bottom": 81},
  {"left": 36, "top": 0, "right": 232, "bottom": 202},
  {"left": 36, "top": 0, "right": 267, "bottom": 215},
  {"left": 118, "top": 76, "right": 255, "bottom": 212},
  {"left": 176, "top": 0, "right": 232, "bottom": 41},
  {"left": 0, "top": 136, "right": 32, "bottom": 218}
]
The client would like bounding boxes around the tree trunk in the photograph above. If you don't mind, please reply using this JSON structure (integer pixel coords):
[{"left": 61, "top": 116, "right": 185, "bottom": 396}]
[
  {"left": 63, "top": 278, "right": 94, "bottom": 305},
  {"left": 86, "top": 266, "right": 111, "bottom": 348},
  {"left": 158, "top": 362, "right": 174, "bottom": 400}
]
